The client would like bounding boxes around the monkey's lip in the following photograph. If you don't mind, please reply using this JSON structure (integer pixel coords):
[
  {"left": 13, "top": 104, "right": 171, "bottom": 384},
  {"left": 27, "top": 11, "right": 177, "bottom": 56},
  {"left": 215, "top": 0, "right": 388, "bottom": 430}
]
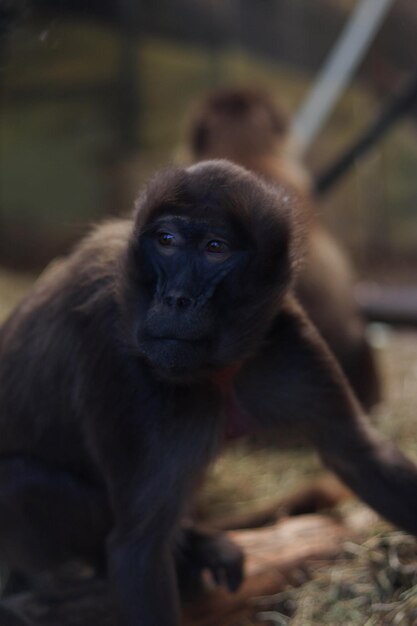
[
  {"left": 149, "top": 335, "right": 193, "bottom": 344},
  {"left": 146, "top": 331, "right": 209, "bottom": 344},
  {"left": 144, "top": 316, "right": 212, "bottom": 342},
  {"left": 139, "top": 335, "right": 211, "bottom": 379}
]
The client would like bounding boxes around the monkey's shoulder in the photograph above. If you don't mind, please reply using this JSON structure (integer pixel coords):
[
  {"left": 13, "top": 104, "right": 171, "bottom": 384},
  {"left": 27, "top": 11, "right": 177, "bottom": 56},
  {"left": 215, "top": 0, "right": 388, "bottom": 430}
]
[
  {"left": 6, "top": 219, "right": 131, "bottom": 315},
  {"left": 0, "top": 218, "right": 134, "bottom": 369},
  {"left": 0, "top": 219, "right": 139, "bottom": 444}
]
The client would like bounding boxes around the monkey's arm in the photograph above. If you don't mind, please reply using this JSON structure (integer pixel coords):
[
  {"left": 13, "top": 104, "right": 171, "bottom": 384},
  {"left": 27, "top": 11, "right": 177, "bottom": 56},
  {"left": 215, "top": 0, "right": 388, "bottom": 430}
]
[
  {"left": 236, "top": 296, "right": 417, "bottom": 536},
  {"left": 85, "top": 364, "right": 223, "bottom": 626}
]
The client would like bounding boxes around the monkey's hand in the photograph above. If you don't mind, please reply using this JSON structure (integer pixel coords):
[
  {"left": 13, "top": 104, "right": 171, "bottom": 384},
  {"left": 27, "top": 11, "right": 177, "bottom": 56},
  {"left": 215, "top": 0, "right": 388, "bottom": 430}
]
[{"left": 177, "top": 525, "right": 245, "bottom": 593}]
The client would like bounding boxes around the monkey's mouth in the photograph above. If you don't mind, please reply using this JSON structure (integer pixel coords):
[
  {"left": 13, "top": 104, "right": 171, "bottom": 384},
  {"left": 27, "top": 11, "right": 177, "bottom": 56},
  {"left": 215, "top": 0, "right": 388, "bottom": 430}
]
[
  {"left": 144, "top": 308, "right": 213, "bottom": 343},
  {"left": 149, "top": 334, "right": 197, "bottom": 343},
  {"left": 138, "top": 332, "right": 211, "bottom": 376}
]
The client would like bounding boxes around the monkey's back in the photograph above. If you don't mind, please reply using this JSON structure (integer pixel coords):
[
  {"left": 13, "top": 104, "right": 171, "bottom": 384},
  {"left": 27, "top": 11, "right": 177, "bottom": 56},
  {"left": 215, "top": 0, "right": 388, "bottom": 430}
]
[{"left": 0, "top": 219, "right": 133, "bottom": 477}]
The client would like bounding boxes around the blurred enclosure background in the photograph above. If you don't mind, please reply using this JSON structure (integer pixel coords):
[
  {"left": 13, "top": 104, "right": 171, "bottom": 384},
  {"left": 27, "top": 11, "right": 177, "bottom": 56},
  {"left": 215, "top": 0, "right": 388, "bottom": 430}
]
[
  {"left": 1, "top": 0, "right": 417, "bottom": 280},
  {"left": 1, "top": 4, "right": 417, "bottom": 623}
]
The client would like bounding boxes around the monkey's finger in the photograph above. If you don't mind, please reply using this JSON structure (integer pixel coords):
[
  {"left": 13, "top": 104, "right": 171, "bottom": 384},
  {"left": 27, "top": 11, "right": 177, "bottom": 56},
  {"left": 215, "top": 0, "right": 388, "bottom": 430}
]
[
  {"left": 210, "top": 558, "right": 244, "bottom": 592},
  {"left": 224, "top": 561, "right": 244, "bottom": 592}
]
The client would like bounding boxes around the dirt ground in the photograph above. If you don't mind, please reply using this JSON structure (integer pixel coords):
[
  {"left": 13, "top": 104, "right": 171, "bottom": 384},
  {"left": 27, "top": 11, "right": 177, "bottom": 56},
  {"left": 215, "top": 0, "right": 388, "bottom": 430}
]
[{"left": 1, "top": 269, "right": 417, "bottom": 625}]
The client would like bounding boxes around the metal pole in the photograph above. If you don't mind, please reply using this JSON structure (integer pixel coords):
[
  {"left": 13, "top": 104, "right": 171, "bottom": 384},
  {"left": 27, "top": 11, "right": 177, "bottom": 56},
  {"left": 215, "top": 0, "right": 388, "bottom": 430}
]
[
  {"left": 315, "top": 70, "right": 417, "bottom": 196},
  {"left": 292, "top": 0, "right": 395, "bottom": 155}
]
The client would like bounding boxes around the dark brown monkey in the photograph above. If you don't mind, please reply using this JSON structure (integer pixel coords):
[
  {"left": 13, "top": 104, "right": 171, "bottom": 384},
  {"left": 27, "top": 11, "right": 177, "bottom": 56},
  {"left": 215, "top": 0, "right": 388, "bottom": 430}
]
[
  {"left": 187, "top": 88, "right": 381, "bottom": 411},
  {"left": 0, "top": 161, "right": 416, "bottom": 626},
  {"left": 186, "top": 88, "right": 310, "bottom": 193}
]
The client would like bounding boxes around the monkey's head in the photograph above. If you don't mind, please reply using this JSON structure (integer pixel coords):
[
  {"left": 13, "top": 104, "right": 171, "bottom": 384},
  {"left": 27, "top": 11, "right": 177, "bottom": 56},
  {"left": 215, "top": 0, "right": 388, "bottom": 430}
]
[
  {"left": 188, "top": 88, "right": 289, "bottom": 163},
  {"left": 121, "top": 160, "right": 304, "bottom": 380}
]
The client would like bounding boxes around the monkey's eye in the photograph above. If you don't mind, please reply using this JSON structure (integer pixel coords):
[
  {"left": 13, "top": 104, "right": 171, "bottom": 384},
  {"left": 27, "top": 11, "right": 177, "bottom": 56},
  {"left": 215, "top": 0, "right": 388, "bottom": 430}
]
[
  {"left": 157, "top": 232, "right": 175, "bottom": 246},
  {"left": 204, "top": 239, "right": 231, "bottom": 263},
  {"left": 206, "top": 239, "right": 229, "bottom": 254}
]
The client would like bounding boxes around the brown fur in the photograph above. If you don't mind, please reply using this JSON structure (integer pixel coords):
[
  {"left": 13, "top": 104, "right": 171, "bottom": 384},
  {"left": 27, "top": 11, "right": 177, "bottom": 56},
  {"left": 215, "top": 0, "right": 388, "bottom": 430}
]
[
  {"left": 186, "top": 87, "right": 381, "bottom": 411},
  {"left": 0, "top": 161, "right": 415, "bottom": 626}
]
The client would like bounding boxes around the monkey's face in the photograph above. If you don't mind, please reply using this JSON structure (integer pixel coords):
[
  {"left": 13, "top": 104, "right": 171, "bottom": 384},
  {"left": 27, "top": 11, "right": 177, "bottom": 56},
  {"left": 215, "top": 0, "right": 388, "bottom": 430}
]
[
  {"left": 124, "top": 161, "right": 301, "bottom": 380},
  {"left": 136, "top": 213, "right": 249, "bottom": 377},
  {"left": 190, "top": 88, "right": 289, "bottom": 162}
]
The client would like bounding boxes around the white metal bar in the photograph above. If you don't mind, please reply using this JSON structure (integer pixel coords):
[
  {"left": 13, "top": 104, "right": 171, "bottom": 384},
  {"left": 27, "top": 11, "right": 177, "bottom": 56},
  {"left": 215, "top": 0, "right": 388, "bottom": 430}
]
[{"left": 293, "top": 0, "right": 396, "bottom": 154}]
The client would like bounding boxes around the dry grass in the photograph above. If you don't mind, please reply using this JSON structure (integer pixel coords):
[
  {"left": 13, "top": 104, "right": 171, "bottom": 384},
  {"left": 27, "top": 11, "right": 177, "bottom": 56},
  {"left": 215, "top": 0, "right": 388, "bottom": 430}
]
[{"left": 250, "top": 531, "right": 417, "bottom": 626}]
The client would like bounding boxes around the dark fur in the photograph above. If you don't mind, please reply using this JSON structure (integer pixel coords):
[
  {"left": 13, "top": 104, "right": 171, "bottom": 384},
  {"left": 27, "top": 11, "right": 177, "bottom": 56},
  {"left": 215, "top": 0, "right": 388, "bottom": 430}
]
[
  {"left": 187, "top": 88, "right": 381, "bottom": 410},
  {"left": 0, "top": 160, "right": 416, "bottom": 626}
]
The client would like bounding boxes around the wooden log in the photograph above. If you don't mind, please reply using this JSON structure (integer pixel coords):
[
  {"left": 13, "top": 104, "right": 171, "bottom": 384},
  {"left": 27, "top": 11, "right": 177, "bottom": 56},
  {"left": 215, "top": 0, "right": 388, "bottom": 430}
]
[
  {"left": 1, "top": 514, "right": 351, "bottom": 626},
  {"left": 183, "top": 514, "right": 350, "bottom": 626}
]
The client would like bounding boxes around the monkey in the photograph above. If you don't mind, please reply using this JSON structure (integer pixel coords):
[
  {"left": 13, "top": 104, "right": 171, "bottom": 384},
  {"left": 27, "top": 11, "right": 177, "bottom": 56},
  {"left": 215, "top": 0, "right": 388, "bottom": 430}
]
[
  {"left": 186, "top": 87, "right": 381, "bottom": 411},
  {"left": 0, "top": 160, "right": 417, "bottom": 626},
  {"left": 185, "top": 88, "right": 381, "bottom": 532},
  {"left": 186, "top": 88, "right": 310, "bottom": 194}
]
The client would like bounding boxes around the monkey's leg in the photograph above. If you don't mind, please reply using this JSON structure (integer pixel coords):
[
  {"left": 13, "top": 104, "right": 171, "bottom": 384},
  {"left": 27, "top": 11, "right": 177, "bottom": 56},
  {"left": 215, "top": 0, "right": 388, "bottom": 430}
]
[
  {"left": 0, "top": 456, "right": 111, "bottom": 576},
  {"left": 236, "top": 296, "right": 417, "bottom": 537}
]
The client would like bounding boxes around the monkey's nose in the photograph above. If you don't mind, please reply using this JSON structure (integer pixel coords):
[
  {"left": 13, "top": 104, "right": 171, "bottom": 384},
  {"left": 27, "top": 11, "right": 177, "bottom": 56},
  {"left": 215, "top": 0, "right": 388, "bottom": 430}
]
[{"left": 163, "top": 292, "right": 193, "bottom": 310}]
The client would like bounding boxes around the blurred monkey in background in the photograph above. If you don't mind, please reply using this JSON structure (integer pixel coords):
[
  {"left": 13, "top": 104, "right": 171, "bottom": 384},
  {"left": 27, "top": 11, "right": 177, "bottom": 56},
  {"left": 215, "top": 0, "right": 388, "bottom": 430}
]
[{"left": 185, "top": 88, "right": 381, "bottom": 411}]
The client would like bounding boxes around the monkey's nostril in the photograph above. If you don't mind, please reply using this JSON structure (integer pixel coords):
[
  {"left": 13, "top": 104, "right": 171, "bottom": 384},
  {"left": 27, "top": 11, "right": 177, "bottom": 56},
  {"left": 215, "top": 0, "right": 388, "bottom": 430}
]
[
  {"left": 177, "top": 297, "right": 192, "bottom": 309},
  {"left": 163, "top": 294, "right": 193, "bottom": 309}
]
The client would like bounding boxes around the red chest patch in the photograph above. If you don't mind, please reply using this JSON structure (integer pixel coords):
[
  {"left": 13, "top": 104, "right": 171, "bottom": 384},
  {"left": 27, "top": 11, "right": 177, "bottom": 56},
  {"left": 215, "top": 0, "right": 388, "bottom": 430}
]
[{"left": 210, "top": 364, "right": 255, "bottom": 440}]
